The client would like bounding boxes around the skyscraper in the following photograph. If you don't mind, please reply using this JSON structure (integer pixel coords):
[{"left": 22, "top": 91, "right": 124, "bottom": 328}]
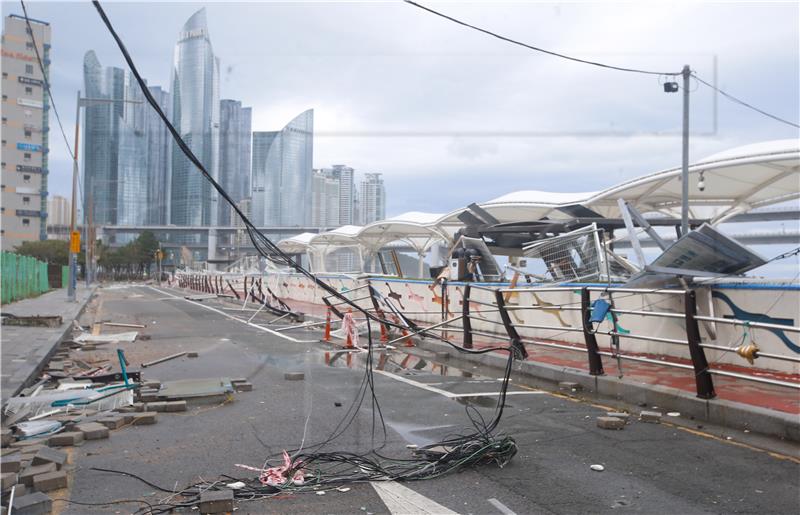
[
  {"left": 47, "top": 195, "right": 70, "bottom": 226},
  {"left": 145, "top": 86, "right": 171, "bottom": 225},
  {"left": 329, "top": 164, "right": 355, "bottom": 225},
  {"left": 82, "top": 50, "right": 153, "bottom": 229},
  {"left": 219, "top": 99, "right": 252, "bottom": 225},
  {"left": 169, "top": 8, "right": 220, "bottom": 228},
  {"left": 1, "top": 14, "right": 51, "bottom": 250},
  {"left": 360, "top": 173, "right": 386, "bottom": 224},
  {"left": 311, "top": 169, "right": 340, "bottom": 227},
  {"left": 251, "top": 109, "right": 313, "bottom": 227}
]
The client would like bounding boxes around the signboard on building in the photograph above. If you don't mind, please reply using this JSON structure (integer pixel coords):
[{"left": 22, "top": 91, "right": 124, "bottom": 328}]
[
  {"left": 17, "top": 98, "right": 43, "bottom": 109},
  {"left": 18, "top": 76, "right": 43, "bottom": 86},
  {"left": 15, "top": 209, "right": 42, "bottom": 218},
  {"left": 16, "top": 142, "right": 42, "bottom": 152},
  {"left": 15, "top": 165, "right": 43, "bottom": 173}
]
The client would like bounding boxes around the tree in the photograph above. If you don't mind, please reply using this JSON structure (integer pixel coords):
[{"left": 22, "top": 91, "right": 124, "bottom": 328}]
[{"left": 15, "top": 240, "right": 70, "bottom": 265}]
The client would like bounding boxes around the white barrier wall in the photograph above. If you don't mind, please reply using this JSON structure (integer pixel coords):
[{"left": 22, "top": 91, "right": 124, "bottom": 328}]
[{"left": 221, "top": 272, "right": 800, "bottom": 375}]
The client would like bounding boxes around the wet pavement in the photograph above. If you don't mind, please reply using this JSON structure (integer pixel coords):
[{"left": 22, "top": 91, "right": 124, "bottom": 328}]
[{"left": 59, "top": 284, "right": 799, "bottom": 514}]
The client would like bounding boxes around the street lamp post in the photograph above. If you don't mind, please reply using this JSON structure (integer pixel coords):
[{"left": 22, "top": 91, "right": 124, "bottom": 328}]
[{"left": 67, "top": 93, "right": 142, "bottom": 302}]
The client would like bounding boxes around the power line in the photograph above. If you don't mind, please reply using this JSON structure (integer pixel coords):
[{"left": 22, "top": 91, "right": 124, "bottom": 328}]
[
  {"left": 692, "top": 74, "right": 800, "bottom": 129},
  {"left": 19, "top": 0, "right": 75, "bottom": 161},
  {"left": 403, "top": 0, "right": 679, "bottom": 76},
  {"left": 404, "top": 0, "right": 800, "bottom": 129}
]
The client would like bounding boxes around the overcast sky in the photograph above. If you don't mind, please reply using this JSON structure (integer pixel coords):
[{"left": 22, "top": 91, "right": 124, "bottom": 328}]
[{"left": 4, "top": 0, "right": 799, "bottom": 216}]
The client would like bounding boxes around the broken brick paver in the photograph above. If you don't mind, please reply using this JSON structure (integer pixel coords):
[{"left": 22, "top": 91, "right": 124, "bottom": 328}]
[
  {"left": 8, "top": 491, "right": 52, "bottom": 514},
  {"left": 31, "top": 447, "right": 67, "bottom": 469},
  {"left": 19, "top": 463, "right": 57, "bottom": 486},
  {"left": 75, "top": 422, "right": 110, "bottom": 440},
  {"left": 32, "top": 470, "right": 67, "bottom": 492},
  {"left": 48, "top": 431, "right": 84, "bottom": 447}
]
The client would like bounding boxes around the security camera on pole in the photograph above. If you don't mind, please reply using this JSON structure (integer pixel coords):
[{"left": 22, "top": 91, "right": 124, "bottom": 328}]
[{"left": 663, "top": 64, "right": 692, "bottom": 237}]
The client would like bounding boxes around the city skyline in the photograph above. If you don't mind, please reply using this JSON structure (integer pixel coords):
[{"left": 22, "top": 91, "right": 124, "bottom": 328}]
[{"left": 5, "top": 2, "right": 796, "bottom": 221}]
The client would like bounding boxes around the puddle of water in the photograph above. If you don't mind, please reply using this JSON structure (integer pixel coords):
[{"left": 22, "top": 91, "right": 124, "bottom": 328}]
[{"left": 315, "top": 348, "right": 491, "bottom": 381}]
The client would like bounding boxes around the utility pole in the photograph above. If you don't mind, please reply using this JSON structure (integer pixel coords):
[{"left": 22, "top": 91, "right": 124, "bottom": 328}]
[
  {"left": 67, "top": 91, "right": 81, "bottom": 302},
  {"left": 680, "top": 64, "right": 691, "bottom": 237}
]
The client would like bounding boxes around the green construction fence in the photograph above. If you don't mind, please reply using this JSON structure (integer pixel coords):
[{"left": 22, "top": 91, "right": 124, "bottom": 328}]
[{"left": 1, "top": 252, "right": 51, "bottom": 304}]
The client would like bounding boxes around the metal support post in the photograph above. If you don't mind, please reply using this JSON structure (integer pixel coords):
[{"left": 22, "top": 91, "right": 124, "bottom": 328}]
[
  {"left": 494, "top": 290, "right": 527, "bottom": 360},
  {"left": 580, "top": 288, "right": 605, "bottom": 375},
  {"left": 461, "top": 284, "right": 473, "bottom": 349},
  {"left": 681, "top": 64, "right": 691, "bottom": 237},
  {"left": 684, "top": 290, "right": 716, "bottom": 399}
]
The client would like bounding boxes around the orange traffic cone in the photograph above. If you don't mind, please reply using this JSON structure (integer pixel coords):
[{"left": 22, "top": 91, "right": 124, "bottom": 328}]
[{"left": 323, "top": 308, "right": 332, "bottom": 342}]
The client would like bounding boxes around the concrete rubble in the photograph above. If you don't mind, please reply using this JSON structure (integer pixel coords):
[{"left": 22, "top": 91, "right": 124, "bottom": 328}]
[{"left": 1, "top": 319, "right": 253, "bottom": 513}]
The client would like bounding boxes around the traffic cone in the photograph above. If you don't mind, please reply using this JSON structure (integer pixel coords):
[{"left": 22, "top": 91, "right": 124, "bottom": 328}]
[{"left": 323, "top": 308, "right": 332, "bottom": 342}]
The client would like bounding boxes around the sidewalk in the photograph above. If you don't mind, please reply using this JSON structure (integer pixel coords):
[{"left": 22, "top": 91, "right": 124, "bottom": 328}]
[{"left": 1, "top": 284, "right": 94, "bottom": 403}]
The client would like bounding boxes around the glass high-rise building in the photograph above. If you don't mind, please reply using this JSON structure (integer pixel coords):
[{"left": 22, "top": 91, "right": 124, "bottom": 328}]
[
  {"left": 169, "top": 8, "right": 220, "bottom": 228},
  {"left": 251, "top": 109, "right": 313, "bottom": 227},
  {"left": 219, "top": 99, "right": 252, "bottom": 226},
  {"left": 82, "top": 50, "right": 153, "bottom": 229},
  {"left": 145, "top": 86, "right": 171, "bottom": 225},
  {"left": 360, "top": 172, "right": 386, "bottom": 224}
]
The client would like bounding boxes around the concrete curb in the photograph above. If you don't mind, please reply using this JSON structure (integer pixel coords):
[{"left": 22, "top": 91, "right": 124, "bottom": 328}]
[
  {"left": 8, "top": 287, "right": 98, "bottom": 399},
  {"left": 415, "top": 338, "right": 800, "bottom": 443}
]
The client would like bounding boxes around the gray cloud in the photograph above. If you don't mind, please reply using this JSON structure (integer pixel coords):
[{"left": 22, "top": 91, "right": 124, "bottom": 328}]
[{"left": 4, "top": 1, "right": 798, "bottom": 216}]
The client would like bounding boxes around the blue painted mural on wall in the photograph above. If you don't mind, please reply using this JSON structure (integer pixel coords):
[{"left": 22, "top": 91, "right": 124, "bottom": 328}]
[{"left": 712, "top": 291, "right": 799, "bottom": 354}]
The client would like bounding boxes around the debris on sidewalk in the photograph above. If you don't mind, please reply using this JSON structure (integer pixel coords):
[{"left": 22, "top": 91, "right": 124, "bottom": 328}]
[
  {"left": 596, "top": 416, "right": 625, "bottom": 430},
  {"left": 1, "top": 314, "right": 63, "bottom": 328},
  {"left": 640, "top": 411, "right": 663, "bottom": 423}
]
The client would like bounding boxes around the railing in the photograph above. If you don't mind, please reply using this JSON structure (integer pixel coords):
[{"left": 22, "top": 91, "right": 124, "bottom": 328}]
[{"left": 484, "top": 284, "right": 800, "bottom": 398}]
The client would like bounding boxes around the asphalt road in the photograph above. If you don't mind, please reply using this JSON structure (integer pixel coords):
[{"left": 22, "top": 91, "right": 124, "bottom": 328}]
[{"left": 61, "top": 284, "right": 799, "bottom": 514}]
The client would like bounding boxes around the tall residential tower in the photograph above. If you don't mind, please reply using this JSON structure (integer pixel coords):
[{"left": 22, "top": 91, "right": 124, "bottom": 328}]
[{"left": 1, "top": 14, "right": 51, "bottom": 250}]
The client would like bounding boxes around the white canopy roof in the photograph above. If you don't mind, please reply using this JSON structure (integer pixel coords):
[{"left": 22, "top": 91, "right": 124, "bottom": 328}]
[
  {"left": 276, "top": 139, "right": 799, "bottom": 256},
  {"left": 437, "top": 139, "right": 799, "bottom": 224},
  {"left": 276, "top": 232, "right": 317, "bottom": 254},
  {"left": 357, "top": 211, "right": 451, "bottom": 254}
]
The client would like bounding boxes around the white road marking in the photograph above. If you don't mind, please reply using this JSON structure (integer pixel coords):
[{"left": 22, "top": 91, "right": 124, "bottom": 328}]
[
  {"left": 374, "top": 370, "right": 543, "bottom": 399},
  {"left": 371, "top": 481, "right": 459, "bottom": 515},
  {"left": 147, "top": 286, "right": 317, "bottom": 344},
  {"left": 488, "top": 497, "right": 518, "bottom": 515}
]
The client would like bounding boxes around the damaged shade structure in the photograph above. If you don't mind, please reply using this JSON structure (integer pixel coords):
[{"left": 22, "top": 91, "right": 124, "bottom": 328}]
[{"left": 276, "top": 139, "right": 799, "bottom": 278}]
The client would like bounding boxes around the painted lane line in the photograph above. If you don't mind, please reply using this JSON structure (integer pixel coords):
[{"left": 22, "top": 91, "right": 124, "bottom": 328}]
[
  {"left": 488, "top": 498, "right": 518, "bottom": 515},
  {"left": 373, "top": 370, "right": 542, "bottom": 399},
  {"left": 371, "top": 481, "right": 459, "bottom": 515},
  {"left": 147, "top": 286, "right": 317, "bottom": 344}
]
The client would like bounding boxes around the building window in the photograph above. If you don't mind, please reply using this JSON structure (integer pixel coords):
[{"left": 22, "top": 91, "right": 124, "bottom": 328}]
[
  {"left": 1, "top": 117, "right": 6, "bottom": 124},
  {"left": 1, "top": 95, "right": 6, "bottom": 101},
  {"left": 25, "top": 64, "right": 34, "bottom": 74},
  {"left": 22, "top": 218, "right": 30, "bottom": 226},
  {"left": 25, "top": 86, "right": 33, "bottom": 95},
  {"left": 1, "top": 72, "right": 6, "bottom": 78},
  {"left": 26, "top": 42, "right": 34, "bottom": 50},
  {"left": 1, "top": 140, "right": 5, "bottom": 146},
  {"left": 23, "top": 174, "right": 31, "bottom": 183},
  {"left": 23, "top": 196, "right": 30, "bottom": 205},
  {"left": 24, "top": 153, "right": 31, "bottom": 161},
  {"left": 24, "top": 130, "right": 32, "bottom": 139}
]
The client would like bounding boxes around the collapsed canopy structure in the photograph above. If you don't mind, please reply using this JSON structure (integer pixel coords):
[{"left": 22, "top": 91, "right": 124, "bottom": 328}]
[{"left": 278, "top": 139, "right": 800, "bottom": 274}]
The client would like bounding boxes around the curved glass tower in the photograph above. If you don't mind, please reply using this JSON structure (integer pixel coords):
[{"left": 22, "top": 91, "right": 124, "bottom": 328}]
[
  {"left": 251, "top": 109, "right": 313, "bottom": 227},
  {"left": 82, "top": 50, "right": 150, "bottom": 229},
  {"left": 169, "top": 8, "right": 220, "bottom": 228}
]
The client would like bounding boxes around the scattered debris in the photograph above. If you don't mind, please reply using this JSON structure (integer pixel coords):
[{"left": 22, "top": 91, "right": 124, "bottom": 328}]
[
  {"left": 639, "top": 411, "right": 662, "bottom": 423},
  {"left": 590, "top": 464, "right": 605, "bottom": 472},
  {"left": 666, "top": 412, "right": 681, "bottom": 417},
  {"left": 284, "top": 372, "right": 305, "bottom": 381},
  {"left": 558, "top": 381, "right": 582, "bottom": 392},
  {"left": 596, "top": 416, "right": 625, "bottom": 430},
  {"left": 336, "top": 487, "right": 351, "bottom": 492},
  {"left": 103, "top": 322, "right": 146, "bottom": 328},
  {"left": 226, "top": 481, "right": 246, "bottom": 490},
  {"left": 199, "top": 489, "right": 234, "bottom": 514},
  {"left": 606, "top": 412, "right": 630, "bottom": 422},
  {"left": 316, "top": 491, "right": 326, "bottom": 495},
  {"left": 1, "top": 314, "right": 63, "bottom": 328},
  {"left": 141, "top": 352, "right": 187, "bottom": 368},
  {"left": 75, "top": 331, "right": 138, "bottom": 343}
]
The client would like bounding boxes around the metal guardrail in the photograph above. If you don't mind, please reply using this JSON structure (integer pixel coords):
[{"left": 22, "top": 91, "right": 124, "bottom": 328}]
[{"left": 483, "top": 285, "right": 800, "bottom": 398}]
